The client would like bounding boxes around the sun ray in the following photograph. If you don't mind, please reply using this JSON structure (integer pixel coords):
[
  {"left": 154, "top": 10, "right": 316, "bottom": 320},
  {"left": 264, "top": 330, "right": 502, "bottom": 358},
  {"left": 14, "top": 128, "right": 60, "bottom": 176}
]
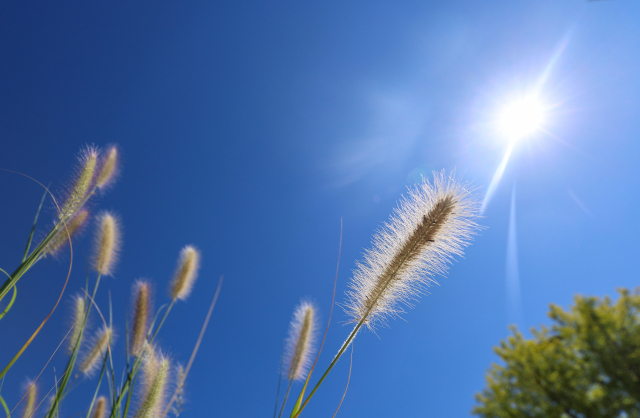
[
  {"left": 536, "top": 29, "right": 572, "bottom": 93},
  {"left": 481, "top": 142, "right": 514, "bottom": 214},
  {"left": 567, "top": 188, "right": 595, "bottom": 219},
  {"left": 506, "top": 185, "right": 522, "bottom": 325}
]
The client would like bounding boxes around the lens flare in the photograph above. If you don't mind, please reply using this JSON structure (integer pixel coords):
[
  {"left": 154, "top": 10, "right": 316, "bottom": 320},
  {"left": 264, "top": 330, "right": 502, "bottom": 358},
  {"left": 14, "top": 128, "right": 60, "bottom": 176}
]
[{"left": 497, "top": 96, "right": 545, "bottom": 141}]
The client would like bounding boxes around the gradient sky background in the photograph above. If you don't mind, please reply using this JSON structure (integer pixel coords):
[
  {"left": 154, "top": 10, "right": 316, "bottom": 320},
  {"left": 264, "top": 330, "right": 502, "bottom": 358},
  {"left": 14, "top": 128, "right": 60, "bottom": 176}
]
[{"left": 1, "top": 1, "right": 640, "bottom": 417}]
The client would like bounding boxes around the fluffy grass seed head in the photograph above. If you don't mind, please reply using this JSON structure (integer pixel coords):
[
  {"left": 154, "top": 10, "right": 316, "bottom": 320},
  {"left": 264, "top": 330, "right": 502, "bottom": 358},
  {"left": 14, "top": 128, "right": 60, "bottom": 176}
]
[
  {"left": 130, "top": 280, "right": 152, "bottom": 357},
  {"left": 134, "top": 349, "right": 170, "bottom": 418},
  {"left": 172, "top": 363, "right": 186, "bottom": 417},
  {"left": 96, "top": 145, "right": 119, "bottom": 190},
  {"left": 21, "top": 381, "right": 37, "bottom": 418},
  {"left": 141, "top": 345, "right": 159, "bottom": 390},
  {"left": 344, "top": 171, "right": 480, "bottom": 330},
  {"left": 45, "top": 209, "right": 90, "bottom": 256},
  {"left": 169, "top": 246, "right": 200, "bottom": 301},
  {"left": 59, "top": 146, "right": 99, "bottom": 221},
  {"left": 284, "top": 301, "right": 317, "bottom": 381},
  {"left": 67, "top": 294, "right": 87, "bottom": 354},
  {"left": 93, "top": 212, "right": 121, "bottom": 276},
  {"left": 80, "top": 326, "right": 114, "bottom": 376},
  {"left": 90, "top": 396, "right": 108, "bottom": 418}
]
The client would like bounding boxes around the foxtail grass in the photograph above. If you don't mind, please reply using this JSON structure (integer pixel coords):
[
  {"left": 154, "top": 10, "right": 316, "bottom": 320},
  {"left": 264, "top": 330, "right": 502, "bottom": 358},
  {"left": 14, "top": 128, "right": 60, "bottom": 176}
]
[
  {"left": 96, "top": 145, "right": 119, "bottom": 190},
  {"left": 59, "top": 147, "right": 99, "bottom": 221},
  {"left": 1, "top": 144, "right": 215, "bottom": 418},
  {"left": 286, "top": 302, "right": 317, "bottom": 381},
  {"left": 344, "top": 173, "right": 479, "bottom": 329},
  {"left": 171, "top": 364, "right": 186, "bottom": 417},
  {"left": 44, "top": 209, "right": 90, "bottom": 256},
  {"left": 67, "top": 294, "right": 87, "bottom": 354},
  {"left": 0, "top": 144, "right": 115, "bottom": 305},
  {"left": 169, "top": 246, "right": 200, "bottom": 301},
  {"left": 278, "top": 302, "right": 317, "bottom": 418},
  {"left": 110, "top": 248, "right": 206, "bottom": 418},
  {"left": 130, "top": 281, "right": 151, "bottom": 357},
  {"left": 134, "top": 350, "right": 170, "bottom": 418},
  {"left": 289, "top": 172, "right": 480, "bottom": 417},
  {"left": 90, "top": 396, "right": 108, "bottom": 418},
  {"left": 20, "top": 382, "right": 37, "bottom": 418},
  {"left": 80, "top": 326, "right": 114, "bottom": 376},
  {"left": 93, "top": 213, "right": 121, "bottom": 276}
]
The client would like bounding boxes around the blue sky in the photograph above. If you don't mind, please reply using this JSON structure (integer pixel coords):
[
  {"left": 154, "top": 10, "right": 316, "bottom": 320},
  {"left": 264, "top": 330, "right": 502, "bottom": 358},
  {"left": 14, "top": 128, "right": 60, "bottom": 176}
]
[{"left": 1, "top": 0, "right": 639, "bottom": 417}]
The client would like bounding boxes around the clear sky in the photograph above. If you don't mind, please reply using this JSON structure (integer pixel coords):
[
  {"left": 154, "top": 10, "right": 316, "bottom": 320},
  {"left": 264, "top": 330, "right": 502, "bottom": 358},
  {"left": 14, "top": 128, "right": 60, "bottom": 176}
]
[{"left": 1, "top": 1, "right": 639, "bottom": 417}]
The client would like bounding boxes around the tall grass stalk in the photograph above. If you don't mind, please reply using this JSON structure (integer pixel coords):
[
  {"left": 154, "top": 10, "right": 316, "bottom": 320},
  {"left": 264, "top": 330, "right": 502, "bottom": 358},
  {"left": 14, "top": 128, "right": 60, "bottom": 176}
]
[
  {"left": 287, "top": 219, "right": 342, "bottom": 417},
  {"left": 44, "top": 203, "right": 121, "bottom": 418},
  {"left": 289, "top": 173, "right": 480, "bottom": 417},
  {"left": 1, "top": 145, "right": 215, "bottom": 418},
  {"left": 44, "top": 271, "right": 107, "bottom": 418},
  {"left": 278, "top": 302, "right": 317, "bottom": 418},
  {"left": 115, "top": 300, "right": 176, "bottom": 418},
  {"left": 0, "top": 148, "right": 118, "bottom": 384},
  {"left": 159, "top": 275, "right": 223, "bottom": 418},
  {"left": 133, "top": 351, "right": 170, "bottom": 418},
  {"left": 0, "top": 146, "right": 115, "bottom": 303},
  {"left": 109, "top": 248, "right": 202, "bottom": 418}
]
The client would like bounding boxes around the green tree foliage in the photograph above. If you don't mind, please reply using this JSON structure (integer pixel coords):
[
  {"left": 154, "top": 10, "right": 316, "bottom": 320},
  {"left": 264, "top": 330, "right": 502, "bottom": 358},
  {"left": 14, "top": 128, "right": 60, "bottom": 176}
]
[{"left": 474, "top": 288, "right": 640, "bottom": 418}]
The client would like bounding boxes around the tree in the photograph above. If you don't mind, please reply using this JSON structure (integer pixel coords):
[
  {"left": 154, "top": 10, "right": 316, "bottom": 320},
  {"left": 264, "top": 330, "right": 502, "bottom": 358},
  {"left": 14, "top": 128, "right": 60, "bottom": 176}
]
[{"left": 473, "top": 288, "right": 640, "bottom": 418}]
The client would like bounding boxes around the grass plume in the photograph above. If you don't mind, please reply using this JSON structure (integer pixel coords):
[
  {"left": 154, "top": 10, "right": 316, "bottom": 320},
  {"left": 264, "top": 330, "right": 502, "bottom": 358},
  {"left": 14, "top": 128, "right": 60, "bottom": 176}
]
[
  {"left": 290, "top": 173, "right": 480, "bottom": 417},
  {"left": 171, "top": 364, "right": 186, "bottom": 418},
  {"left": 130, "top": 281, "right": 151, "bottom": 357},
  {"left": 135, "top": 350, "right": 170, "bottom": 418},
  {"left": 67, "top": 294, "right": 87, "bottom": 354},
  {"left": 285, "top": 302, "right": 317, "bottom": 381},
  {"left": 45, "top": 209, "right": 89, "bottom": 256},
  {"left": 1, "top": 144, "right": 211, "bottom": 418},
  {"left": 93, "top": 212, "right": 121, "bottom": 276},
  {"left": 278, "top": 302, "right": 317, "bottom": 418},
  {"left": 169, "top": 246, "right": 200, "bottom": 301},
  {"left": 59, "top": 146, "right": 99, "bottom": 221},
  {"left": 21, "top": 381, "right": 37, "bottom": 418},
  {"left": 90, "top": 396, "right": 107, "bottom": 418},
  {"left": 80, "top": 326, "right": 114, "bottom": 376},
  {"left": 96, "top": 145, "right": 119, "bottom": 190},
  {"left": 344, "top": 172, "right": 480, "bottom": 329}
]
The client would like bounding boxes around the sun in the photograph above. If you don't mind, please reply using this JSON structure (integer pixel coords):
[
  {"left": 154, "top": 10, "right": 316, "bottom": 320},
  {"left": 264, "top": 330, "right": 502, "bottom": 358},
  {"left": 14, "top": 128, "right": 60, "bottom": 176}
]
[{"left": 497, "top": 96, "right": 546, "bottom": 141}]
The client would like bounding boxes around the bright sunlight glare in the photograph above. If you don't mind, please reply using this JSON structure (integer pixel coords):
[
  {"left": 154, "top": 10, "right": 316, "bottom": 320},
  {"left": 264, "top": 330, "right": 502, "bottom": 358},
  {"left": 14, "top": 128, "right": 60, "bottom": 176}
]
[{"left": 497, "top": 96, "right": 545, "bottom": 141}]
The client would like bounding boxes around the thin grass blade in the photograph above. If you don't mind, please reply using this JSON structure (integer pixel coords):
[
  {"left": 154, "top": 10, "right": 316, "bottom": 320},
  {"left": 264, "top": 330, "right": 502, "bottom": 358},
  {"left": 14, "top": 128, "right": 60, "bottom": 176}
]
[
  {"left": 22, "top": 189, "right": 48, "bottom": 263},
  {"left": 0, "top": 286, "right": 17, "bottom": 322}
]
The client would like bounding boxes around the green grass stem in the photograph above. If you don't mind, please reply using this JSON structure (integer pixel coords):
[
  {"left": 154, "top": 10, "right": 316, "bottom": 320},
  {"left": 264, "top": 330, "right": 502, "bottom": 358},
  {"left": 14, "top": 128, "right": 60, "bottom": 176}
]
[
  {"left": 0, "top": 394, "right": 10, "bottom": 418},
  {"left": 0, "top": 286, "right": 16, "bottom": 322},
  {"left": 0, "top": 223, "right": 59, "bottom": 302},
  {"left": 22, "top": 189, "right": 48, "bottom": 263},
  {"left": 0, "top": 226, "right": 74, "bottom": 381},
  {"left": 85, "top": 351, "right": 110, "bottom": 418},
  {"left": 290, "top": 320, "right": 363, "bottom": 418}
]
